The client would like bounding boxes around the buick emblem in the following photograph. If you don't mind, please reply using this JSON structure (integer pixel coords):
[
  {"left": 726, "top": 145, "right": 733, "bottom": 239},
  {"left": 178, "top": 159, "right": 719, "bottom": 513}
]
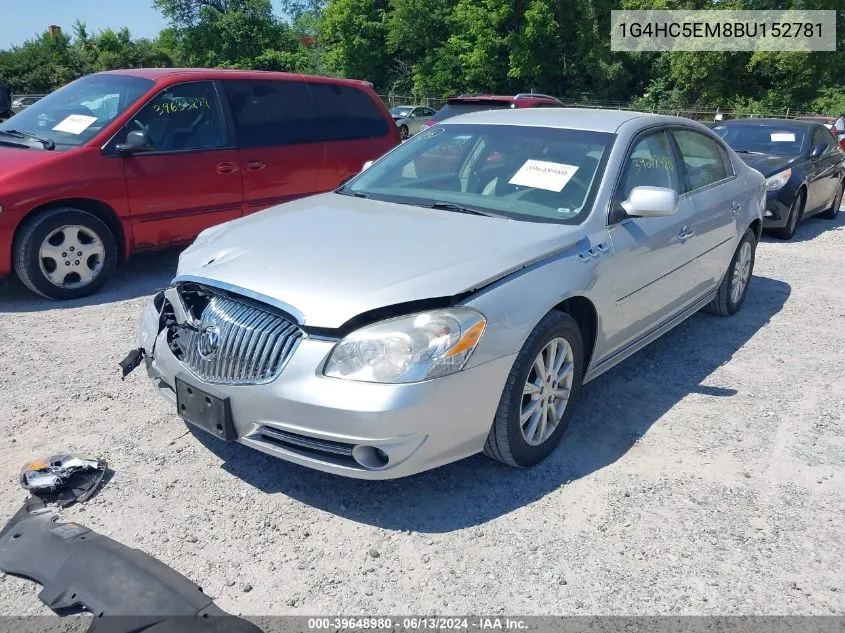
[{"left": 197, "top": 324, "right": 220, "bottom": 359}]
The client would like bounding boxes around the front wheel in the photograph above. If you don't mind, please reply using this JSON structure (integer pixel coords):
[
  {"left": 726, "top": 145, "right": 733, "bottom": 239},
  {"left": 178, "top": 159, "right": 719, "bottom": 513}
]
[
  {"left": 703, "top": 229, "right": 756, "bottom": 317},
  {"left": 820, "top": 181, "right": 843, "bottom": 220},
  {"left": 484, "top": 311, "right": 584, "bottom": 468},
  {"left": 13, "top": 207, "right": 118, "bottom": 300},
  {"left": 770, "top": 190, "right": 803, "bottom": 240}
]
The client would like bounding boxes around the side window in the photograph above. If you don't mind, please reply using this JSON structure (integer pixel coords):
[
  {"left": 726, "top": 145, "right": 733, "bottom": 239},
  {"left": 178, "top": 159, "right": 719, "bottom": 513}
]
[
  {"left": 223, "top": 80, "right": 315, "bottom": 148},
  {"left": 672, "top": 129, "right": 729, "bottom": 192},
  {"left": 812, "top": 126, "right": 835, "bottom": 152},
  {"left": 128, "top": 81, "right": 227, "bottom": 152},
  {"left": 422, "top": 107, "right": 436, "bottom": 116},
  {"left": 618, "top": 131, "right": 679, "bottom": 200},
  {"left": 307, "top": 82, "right": 389, "bottom": 141}
]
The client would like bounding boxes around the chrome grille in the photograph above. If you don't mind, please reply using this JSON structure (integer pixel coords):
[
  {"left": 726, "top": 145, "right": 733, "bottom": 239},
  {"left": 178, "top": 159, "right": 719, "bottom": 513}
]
[{"left": 182, "top": 294, "right": 302, "bottom": 385}]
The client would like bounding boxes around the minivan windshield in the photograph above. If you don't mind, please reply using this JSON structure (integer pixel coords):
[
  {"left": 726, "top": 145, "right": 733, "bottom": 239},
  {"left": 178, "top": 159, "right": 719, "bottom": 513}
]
[
  {"left": 0, "top": 74, "right": 154, "bottom": 151},
  {"left": 340, "top": 123, "right": 614, "bottom": 224}
]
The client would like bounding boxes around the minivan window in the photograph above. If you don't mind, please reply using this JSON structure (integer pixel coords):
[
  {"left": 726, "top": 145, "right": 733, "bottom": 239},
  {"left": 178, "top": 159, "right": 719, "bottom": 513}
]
[
  {"left": 125, "top": 81, "right": 228, "bottom": 152},
  {"left": 308, "top": 82, "right": 389, "bottom": 141},
  {"left": 223, "top": 80, "right": 315, "bottom": 147},
  {"left": 0, "top": 74, "right": 153, "bottom": 150}
]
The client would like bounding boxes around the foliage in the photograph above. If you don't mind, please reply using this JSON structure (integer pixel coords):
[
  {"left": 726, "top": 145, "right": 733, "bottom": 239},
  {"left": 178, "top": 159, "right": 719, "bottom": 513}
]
[{"left": 1, "top": 0, "right": 844, "bottom": 117}]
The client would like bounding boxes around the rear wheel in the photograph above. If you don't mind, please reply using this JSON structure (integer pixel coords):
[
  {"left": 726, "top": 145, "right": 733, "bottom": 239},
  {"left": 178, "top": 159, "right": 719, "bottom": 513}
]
[
  {"left": 13, "top": 207, "right": 117, "bottom": 300},
  {"left": 399, "top": 124, "right": 409, "bottom": 140},
  {"left": 820, "top": 181, "right": 843, "bottom": 220},
  {"left": 703, "top": 229, "right": 756, "bottom": 317},
  {"left": 770, "top": 190, "right": 804, "bottom": 240},
  {"left": 484, "top": 311, "right": 584, "bottom": 468}
]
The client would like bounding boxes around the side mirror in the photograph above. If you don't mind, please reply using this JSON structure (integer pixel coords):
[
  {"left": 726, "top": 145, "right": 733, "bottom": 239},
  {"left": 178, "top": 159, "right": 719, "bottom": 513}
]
[
  {"left": 361, "top": 160, "right": 374, "bottom": 171},
  {"left": 116, "top": 130, "right": 153, "bottom": 155},
  {"left": 620, "top": 186, "right": 679, "bottom": 218},
  {"left": 810, "top": 142, "right": 828, "bottom": 158}
]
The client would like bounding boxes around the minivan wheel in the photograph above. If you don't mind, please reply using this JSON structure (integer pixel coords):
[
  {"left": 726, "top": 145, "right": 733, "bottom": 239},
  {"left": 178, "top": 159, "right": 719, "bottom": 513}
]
[
  {"left": 703, "top": 229, "right": 756, "bottom": 317},
  {"left": 13, "top": 207, "right": 117, "bottom": 300},
  {"left": 400, "top": 124, "right": 409, "bottom": 140},
  {"left": 484, "top": 311, "right": 583, "bottom": 468},
  {"left": 820, "top": 181, "right": 843, "bottom": 220}
]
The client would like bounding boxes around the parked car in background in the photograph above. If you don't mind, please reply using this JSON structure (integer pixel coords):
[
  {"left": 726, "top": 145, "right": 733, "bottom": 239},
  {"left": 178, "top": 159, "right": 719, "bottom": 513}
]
[
  {"left": 11, "top": 95, "right": 43, "bottom": 114},
  {"left": 0, "top": 69, "right": 400, "bottom": 300},
  {"left": 390, "top": 105, "right": 437, "bottom": 139},
  {"left": 0, "top": 82, "right": 11, "bottom": 122},
  {"left": 794, "top": 115, "right": 845, "bottom": 150},
  {"left": 713, "top": 119, "right": 844, "bottom": 240},
  {"left": 135, "top": 108, "right": 764, "bottom": 479},
  {"left": 419, "top": 93, "right": 563, "bottom": 130}
]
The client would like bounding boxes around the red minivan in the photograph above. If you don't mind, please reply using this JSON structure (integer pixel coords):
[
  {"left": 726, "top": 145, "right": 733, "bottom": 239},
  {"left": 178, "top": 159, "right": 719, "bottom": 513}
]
[{"left": 0, "top": 69, "right": 400, "bottom": 299}]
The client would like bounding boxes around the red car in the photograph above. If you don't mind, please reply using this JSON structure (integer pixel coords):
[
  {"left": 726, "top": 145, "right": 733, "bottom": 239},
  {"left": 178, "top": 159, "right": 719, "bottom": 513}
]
[
  {"left": 795, "top": 116, "right": 845, "bottom": 151},
  {"left": 420, "top": 93, "right": 563, "bottom": 130},
  {"left": 0, "top": 69, "right": 400, "bottom": 299}
]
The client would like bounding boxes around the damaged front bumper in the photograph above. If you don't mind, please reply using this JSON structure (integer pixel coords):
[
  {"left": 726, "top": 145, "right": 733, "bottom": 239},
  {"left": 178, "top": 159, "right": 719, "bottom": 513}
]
[{"left": 135, "top": 285, "right": 514, "bottom": 480}]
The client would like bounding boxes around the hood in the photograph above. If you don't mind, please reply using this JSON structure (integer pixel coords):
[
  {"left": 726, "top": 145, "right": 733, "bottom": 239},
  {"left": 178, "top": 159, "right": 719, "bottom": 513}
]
[
  {"left": 0, "top": 144, "right": 62, "bottom": 182},
  {"left": 176, "top": 193, "right": 582, "bottom": 329},
  {"left": 736, "top": 152, "right": 796, "bottom": 178}
]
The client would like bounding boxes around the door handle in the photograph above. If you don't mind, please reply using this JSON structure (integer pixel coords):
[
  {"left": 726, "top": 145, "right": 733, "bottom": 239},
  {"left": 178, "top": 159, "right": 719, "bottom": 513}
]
[
  {"left": 677, "top": 226, "right": 695, "bottom": 240},
  {"left": 730, "top": 202, "right": 741, "bottom": 218},
  {"left": 216, "top": 162, "right": 238, "bottom": 175},
  {"left": 246, "top": 161, "right": 267, "bottom": 172}
]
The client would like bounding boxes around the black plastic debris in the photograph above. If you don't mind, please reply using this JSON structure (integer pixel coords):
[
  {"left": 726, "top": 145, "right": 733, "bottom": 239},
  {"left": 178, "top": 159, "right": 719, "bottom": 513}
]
[
  {"left": 0, "top": 496, "right": 264, "bottom": 633},
  {"left": 20, "top": 454, "right": 108, "bottom": 507},
  {"left": 118, "top": 348, "right": 145, "bottom": 379}
]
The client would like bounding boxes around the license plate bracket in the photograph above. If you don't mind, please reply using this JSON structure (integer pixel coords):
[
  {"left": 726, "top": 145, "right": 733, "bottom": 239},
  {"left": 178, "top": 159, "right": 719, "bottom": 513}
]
[{"left": 175, "top": 377, "right": 236, "bottom": 442}]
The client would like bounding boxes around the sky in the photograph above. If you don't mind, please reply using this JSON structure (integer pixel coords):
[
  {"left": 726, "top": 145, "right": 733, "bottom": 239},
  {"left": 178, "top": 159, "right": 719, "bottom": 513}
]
[{"left": 1, "top": 1, "right": 289, "bottom": 49}]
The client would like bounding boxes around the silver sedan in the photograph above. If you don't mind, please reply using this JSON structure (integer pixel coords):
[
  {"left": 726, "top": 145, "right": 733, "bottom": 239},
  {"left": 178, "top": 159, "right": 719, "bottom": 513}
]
[
  {"left": 136, "top": 108, "right": 765, "bottom": 479},
  {"left": 391, "top": 105, "right": 436, "bottom": 139}
]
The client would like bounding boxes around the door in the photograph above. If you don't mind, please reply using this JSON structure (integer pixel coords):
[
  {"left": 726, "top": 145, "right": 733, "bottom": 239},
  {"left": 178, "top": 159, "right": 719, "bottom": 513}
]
[
  {"left": 670, "top": 128, "right": 740, "bottom": 293},
  {"left": 221, "top": 79, "right": 323, "bottom": 215},
  {"left": 307, "top": 80, "right": 395, "bottom": 189},
  {"left": 606, "top": 130, "right": 699, "bottom": 352},
  {"left": 122, "top": 81, "right": 243, "bottom": 249},
  {"left": 409, "top": 107, "right": 435, "bottom": 134},
  {"left": 807, "top": 126, "right": 840, "bottom": 212}
]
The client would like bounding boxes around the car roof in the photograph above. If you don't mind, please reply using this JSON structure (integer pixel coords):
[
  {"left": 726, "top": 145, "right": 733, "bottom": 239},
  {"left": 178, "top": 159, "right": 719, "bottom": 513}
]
[
  {"left": 96, "top": 68, "right": 375, "bottom": 89},
  {"left": 439, "top": 107, "right": 672, "bottom": 133}
]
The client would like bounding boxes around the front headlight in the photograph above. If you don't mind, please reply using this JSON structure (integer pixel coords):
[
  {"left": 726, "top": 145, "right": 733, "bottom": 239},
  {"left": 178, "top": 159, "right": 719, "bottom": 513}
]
[
  {"left": 766, "top": 168, "right": 792, "bottom": 191},
  {"left": 323, "top": 308, "right": 487, "bottom": 383}
]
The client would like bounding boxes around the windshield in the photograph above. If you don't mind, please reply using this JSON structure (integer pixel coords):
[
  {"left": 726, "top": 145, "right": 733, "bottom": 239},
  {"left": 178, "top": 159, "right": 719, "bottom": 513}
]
[
  {"left": 341, "top": 123, "right": 614, "bottom": 224},
  {"left": 713, "top": 124, "right": 807, "bottom": 156},
  {"left": 391, "top": 106, "right": 413, "bottom": 118},
  {"left": 0, "top": 74, "right": 154, "bottom": 151},
  {"left": 431, "top": 101, "right": 513, "bottom": 122}
]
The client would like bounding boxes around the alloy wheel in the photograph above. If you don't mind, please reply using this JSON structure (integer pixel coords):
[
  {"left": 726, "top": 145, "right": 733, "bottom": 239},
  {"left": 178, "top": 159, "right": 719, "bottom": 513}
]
[
  {"left": 730, "top": 240, "right": 753, "bottom": 305},
  {"left": 38, "top": 225, "right": 106, "bottom": 289},
  {"left": 520, "top": 337, "right": 575, "bottom": 446}
]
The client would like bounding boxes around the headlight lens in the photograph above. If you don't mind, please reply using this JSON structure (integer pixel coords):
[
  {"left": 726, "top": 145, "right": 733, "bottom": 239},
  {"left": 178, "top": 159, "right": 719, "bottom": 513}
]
[
  {"left": 323, "top": 308, "right": 487, "bottom": 383},
  {"left": 765, "top": 169, "right": 791, "bottom": 191}
]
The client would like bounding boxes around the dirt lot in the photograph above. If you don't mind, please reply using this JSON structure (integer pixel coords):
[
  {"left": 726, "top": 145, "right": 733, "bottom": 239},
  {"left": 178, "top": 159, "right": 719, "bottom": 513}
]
[{"left": 0, "top": 214, "right": 843, "bottom": 617}]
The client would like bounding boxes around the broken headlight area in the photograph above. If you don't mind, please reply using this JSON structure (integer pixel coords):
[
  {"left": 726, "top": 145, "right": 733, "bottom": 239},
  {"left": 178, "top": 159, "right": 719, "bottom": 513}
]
[{"left": 20, "top": 454, "right": 108, "bottom": 507}]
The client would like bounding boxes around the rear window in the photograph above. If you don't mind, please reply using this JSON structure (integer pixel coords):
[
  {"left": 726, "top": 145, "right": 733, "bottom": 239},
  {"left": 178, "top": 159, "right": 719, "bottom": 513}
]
[
  {"left": 308, "top": 82, "right": 389, "bottom": 142},
  {"left": 223, "top": 79, "right": 315, "bottom": 147},
  {"left": 432, "top": 101, "right": 513, "bottom": 122}
]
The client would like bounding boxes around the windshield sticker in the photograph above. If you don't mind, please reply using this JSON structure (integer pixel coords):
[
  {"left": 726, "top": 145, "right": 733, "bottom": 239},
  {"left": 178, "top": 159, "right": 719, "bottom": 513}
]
[
  {"left": 52, "top": 114, "right": 98, "bottom": 135},
  {"left": 508, "top": 160, "right": 579, "bottom": 192},
  {"left": 771, "top": 132, "right": 796, "bottom": 142}
]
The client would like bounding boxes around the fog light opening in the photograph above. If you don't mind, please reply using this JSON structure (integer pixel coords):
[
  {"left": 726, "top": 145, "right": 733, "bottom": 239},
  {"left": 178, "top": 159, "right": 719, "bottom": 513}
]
[{"left": 352, "top": 445, "right": 390, "bottom": 470}]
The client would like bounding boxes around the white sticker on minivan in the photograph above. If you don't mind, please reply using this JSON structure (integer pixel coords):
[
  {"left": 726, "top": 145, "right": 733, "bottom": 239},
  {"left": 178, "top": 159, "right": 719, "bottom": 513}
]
[
  {"left": 771, "top": 132, "right": 796, "bottom": 142},
  {"left": 52, "top": 115, "right": 98, "bottom": 135},
  {"left": 508, "top": 160, "right": 579, "bottom": 192}
]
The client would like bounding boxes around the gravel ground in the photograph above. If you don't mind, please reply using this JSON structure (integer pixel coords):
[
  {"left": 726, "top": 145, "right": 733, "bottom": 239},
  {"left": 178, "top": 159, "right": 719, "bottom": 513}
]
[{"left": 0, "top": 214, "right": 843, "bottom": 617}]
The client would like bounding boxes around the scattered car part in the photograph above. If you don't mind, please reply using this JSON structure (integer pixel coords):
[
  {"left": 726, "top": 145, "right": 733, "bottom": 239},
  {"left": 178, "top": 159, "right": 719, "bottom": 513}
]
[
  {"left": 119, "top": 348, "right": 145, "bottom": 379},
  {"left": 0, "top": 496, "right": 263, "bottom": 633},
  {"left": 20, "top": 454, "right": 108, "bottom": 507}
]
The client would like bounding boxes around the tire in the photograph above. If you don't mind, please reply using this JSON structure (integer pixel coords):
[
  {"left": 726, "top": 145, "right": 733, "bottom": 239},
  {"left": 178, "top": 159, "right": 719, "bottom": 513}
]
[
  {"left": 703, "top": 229, "right": 756, "bottom": 317},
  {"left": 13, "top": 207, "right": 118, "bottom": 300},
  {"left": 820, "top": 181, "right": 843, "bottom": 220},
  {"left": 769, "top": 189, "right": 804, "bottom": 240},
  {"left": 399, "top": 124, "right": 409, "bottom": 140},
  {"left": 484, "top": 311, "right": 584, "bottom": 468}
]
